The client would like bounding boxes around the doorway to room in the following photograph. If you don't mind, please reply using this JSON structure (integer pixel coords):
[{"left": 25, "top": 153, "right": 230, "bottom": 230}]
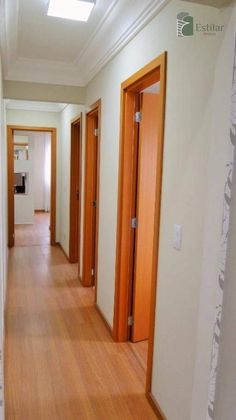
[
  {"left": 114, "top": 53, "right": 167, "bottom": 415},
  {"left": 7, "top": 125, "right": 57, "bottom": 247},
  {"left": 128, "top": 82, "right": 161, "bottom": 373}
]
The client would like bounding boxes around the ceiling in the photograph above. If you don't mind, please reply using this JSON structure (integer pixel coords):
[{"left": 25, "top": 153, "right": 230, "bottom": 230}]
[
  {"left": 0, "top": 0, "right": 171, "bottom": 87},
  {"left": 0, "top": 0, "right": 229, "bottom": 87},
  {"left": 18, "top": 0, "right": 111, "bottom": 63}
]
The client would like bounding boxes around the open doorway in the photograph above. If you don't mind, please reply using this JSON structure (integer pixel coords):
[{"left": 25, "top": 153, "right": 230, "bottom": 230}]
[
  {"left": 113, "top": 53, "right": 167, "bottom": 416},
  {"left": 82, "top": 100, "right": 101, "bottom": 298},
  {"left": 128, "top": 83, "right": 161, "bottom": 371},
  {"left": 7, "top": 126, "right": 57, "bottom": 247}
]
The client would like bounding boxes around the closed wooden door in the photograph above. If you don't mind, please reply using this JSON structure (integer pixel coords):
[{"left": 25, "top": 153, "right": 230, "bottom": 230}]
[
  {"left": 131, "top": 92, "right": 160, "bottom": 342},
  {"left": 91, "top": 116, "right": 98, "bottom": 282},
  {"left": 69, "top": 119, "right": 81, "bottom": 264},
  {"left": 83, "top": 111, "right": 99, "bottom": 287}
]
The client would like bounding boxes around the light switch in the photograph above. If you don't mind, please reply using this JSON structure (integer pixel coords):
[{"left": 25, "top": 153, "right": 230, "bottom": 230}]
[{"left": 173, "top": 224, "right": 182, "bottom": 251}]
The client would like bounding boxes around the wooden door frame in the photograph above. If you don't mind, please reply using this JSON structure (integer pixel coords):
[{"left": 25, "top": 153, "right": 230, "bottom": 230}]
[
  {"left": 69, "top": 115, "right": 82, "bottom": 265},
  {"left": 113, "top": 53, "right": 167, "bottom": 417},
  {"left": 7, "top": 125, "right": 57, "bottom": 247},
  {"left": 82, "top": 100, "right": 101, "bottom": 300}
]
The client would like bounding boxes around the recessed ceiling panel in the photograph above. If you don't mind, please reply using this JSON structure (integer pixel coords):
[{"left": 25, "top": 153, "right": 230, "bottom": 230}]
[
  {"left": 18, "top": 0, "right": 111, "bottom": 62},
  {"left": 1, "top": 0, "right": 171, "bottom": 86}
]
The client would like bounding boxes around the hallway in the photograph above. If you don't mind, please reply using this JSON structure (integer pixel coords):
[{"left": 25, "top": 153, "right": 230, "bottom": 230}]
[
  {"left": 15, "top": 212, "right": 50, "bottom": 247},
  {"left": 5, "top": 244, "right": 157, "bottom": 420}
]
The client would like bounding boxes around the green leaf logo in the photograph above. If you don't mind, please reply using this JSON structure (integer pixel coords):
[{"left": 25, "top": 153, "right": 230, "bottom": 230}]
[{"left": 177, "top": 12, "right": 194, "bottom": 37}]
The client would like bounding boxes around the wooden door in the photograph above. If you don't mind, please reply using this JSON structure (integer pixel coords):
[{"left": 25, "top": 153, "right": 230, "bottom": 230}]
[
  {"left": 69, "top": 119, "right": 81, "bottom": 264},
  {"left": 83, "top": 109, "right": 99, "bottom": 287},
  {"left": 7, "top": 127, "right": 14, "bottom": 247},
  {"left": 90, "top": 115, "right": 98, "bottom": 283},
  {"left": 131, "top": 92, "right": 160, "bottom": 342}
]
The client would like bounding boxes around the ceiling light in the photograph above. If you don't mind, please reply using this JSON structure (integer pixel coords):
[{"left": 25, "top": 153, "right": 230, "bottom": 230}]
[{"left": 47, "top": 0, "right": 95, "bottom": 22}]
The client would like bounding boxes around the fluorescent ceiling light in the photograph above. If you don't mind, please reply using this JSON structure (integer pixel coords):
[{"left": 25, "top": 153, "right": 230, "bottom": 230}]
[{"left": 47, "top": 0, "right": 95, "bottom": 22}]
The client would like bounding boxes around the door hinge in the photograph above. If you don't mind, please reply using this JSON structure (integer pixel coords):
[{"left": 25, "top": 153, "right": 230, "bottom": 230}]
[
  {"left": 92, "top": 200, "right": 97, "bottom": 208},
  {"left": 131, "top": 217, "right": 137, "bottom": 229},
  {"left": 91, "top": 268, "right": 95, "bottom": 276},
  {"left": 135, "top": 111, "right": 142, "bottom": 123},
  {"left": 94, "top": 128, "right": 99, "bottom": 137},
  {"left": 128, "top": 316, "right": 134, "bottom": 326}
]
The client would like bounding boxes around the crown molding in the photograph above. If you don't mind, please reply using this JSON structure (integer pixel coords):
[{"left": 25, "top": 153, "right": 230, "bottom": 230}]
[
  {"left": 77, "top": 0, "right": 170, "bottom": 85},
  {"left": 74, "top": 0, "right": 119, "bottom": 67},
  {"left": 0, "top": 0, "right": 18, "bottom": 75},
  {"left": 1, "top": 0, "right": 170, "bottom": 87}
]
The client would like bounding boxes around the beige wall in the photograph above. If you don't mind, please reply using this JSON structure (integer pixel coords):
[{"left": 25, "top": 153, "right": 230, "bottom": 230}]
[
  {"left": 85, "top": 0, "right": 236, "bottom": 418},
  {"left": 4, "top": 81, "right": 85, "bottom": 104}
]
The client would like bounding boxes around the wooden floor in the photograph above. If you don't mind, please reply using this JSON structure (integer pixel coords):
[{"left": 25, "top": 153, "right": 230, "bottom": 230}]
[
  {"left": 15, "top": 212, "right": 50, "bottom": 247},
  {"left": 129, "top": 340, "right": 148, "bottom": 372},
  {"left": 5, "top": 244, "right": 157, "bottom": 419}
]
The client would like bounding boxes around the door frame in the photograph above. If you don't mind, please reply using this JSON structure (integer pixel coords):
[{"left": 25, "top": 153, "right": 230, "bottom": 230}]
[
  {"left": 7, "top": 125, "right": 57, "bottom": 247},
  {"left": 69, "top": 115, "right": 82, "bottom": 265},
  {"left": 82, "top": 100, "right": 101, "bottom": 299},
  {"left": 113, "top": 53, "right": 167, "bottom": 414}
]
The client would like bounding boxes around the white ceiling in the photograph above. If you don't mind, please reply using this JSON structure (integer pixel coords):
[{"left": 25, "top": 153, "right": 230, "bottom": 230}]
[
  {"left": 18, "top": 0, "right": 112, "bottom": 63},
  {"left": 0, "top": 0, "right": 228, "bottom": 87},
  {"left": 0, "top": 0, "right": 171, "bottom": 86}
]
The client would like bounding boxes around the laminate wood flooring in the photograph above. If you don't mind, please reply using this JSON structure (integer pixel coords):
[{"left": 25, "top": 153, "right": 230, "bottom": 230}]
[
  {"left": 15, "top": 212, "right": 50, "bottom": 247},
  {"left": 5, "top": 244, "right": 157, "bottom": 419}
]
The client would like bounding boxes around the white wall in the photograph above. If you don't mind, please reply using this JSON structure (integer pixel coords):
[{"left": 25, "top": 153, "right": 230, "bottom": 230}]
[
  {"left": 6, "top": 109, "right": 61, "bottom": 241},
  {"left": 14, "top": 135, "right": 28, "bottom": 143},
  {"left": 33, "top": 133, "right": 46, "bottom": 211},
  {"left": 213, "top": 155, "right": 236, "bottom": 420},
  {"left": 14, "top": 131, "right": 48, "bottom": 223},
  {"left": 14, "top": 137, "right": 34, "bottom": 224},
  {"left": 0, "top": 54, "right": 7, "bottom": 419},
  {"left": 33, "top": 133, "right": 45, "bottom": 210},
  {"left": 59, "top": 104, "right": 86, "bottom": 257},
  {"left": 84, "top": 1, "right": 236, "bottom": 419},
  {"left": 190, "top": 5, "right": 236, "bottom": 419}
]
